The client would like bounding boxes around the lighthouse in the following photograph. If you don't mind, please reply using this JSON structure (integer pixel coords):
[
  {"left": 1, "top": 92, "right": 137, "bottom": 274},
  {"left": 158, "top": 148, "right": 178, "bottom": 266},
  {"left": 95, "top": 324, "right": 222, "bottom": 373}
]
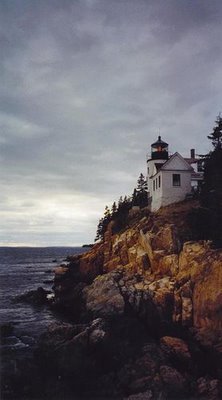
[
  {"left": 146, "top": 136, "right": 198, "bottom": 211},
  {"left": 150, "top": 135, "right": 169, "bottom": 160},
  {"left": 147, "top": 136, "right": 169, "bottom": 198}
]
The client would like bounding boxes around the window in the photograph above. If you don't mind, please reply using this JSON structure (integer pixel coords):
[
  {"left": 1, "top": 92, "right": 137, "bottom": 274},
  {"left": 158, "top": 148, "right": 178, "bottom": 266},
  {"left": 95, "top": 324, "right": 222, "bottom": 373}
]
[
  {"left": 158, "top": 175, "right": 161, "bottom": 188},
  {"left": 172, "top": 174, "right": 181, "bottom": 186},
  {"left": 153, "top": 180, "right": 155, "bottom": 191}
]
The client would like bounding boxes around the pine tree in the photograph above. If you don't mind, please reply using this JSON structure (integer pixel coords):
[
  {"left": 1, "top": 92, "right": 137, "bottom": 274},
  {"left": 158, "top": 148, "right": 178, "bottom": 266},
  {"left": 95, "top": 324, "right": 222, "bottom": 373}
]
[
  {"left": 95, "top": 206, "right": 112, "bottom": 241},
  {"left": 95, "top": 218, "right": 104, "bottom": 241},
  {"left": 118, "top": 196, "right": 123, "bottom": 209},
  {"left": 111, "top": 201, "right": 117, "bottom": 215},
  {"left": 94, "top": 174, "right": 148, "bottom": 241},
  {"left": 137, "top": 173, "right": 147, "bottom": 193},
  {"left": 132, "top": 173, "right": 148, "bottom": 208},
  {"left": 132, "top": 188, "right": 138, "bottom": 206},
  {"left": 207, "top": 114, "right": 222, "bottom": 149},
  {"left": 200, "top": 115, "right": 222, "bottom": 247},
  {"left": 104, "top": 205, "right": 111, "bottom": 219}
]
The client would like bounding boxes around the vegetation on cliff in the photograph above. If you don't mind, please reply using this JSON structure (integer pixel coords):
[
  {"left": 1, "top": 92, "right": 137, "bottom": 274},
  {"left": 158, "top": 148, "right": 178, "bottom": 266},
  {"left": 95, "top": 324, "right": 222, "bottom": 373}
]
[
  {"left": 200, "top": 114, "right": 222, "bottom": 246},
  {"left": 95, "top": 173, "right": 148, "bottom": 241},
  {"left": 189, "top": 114, "right": 222, "bottom": 247}
]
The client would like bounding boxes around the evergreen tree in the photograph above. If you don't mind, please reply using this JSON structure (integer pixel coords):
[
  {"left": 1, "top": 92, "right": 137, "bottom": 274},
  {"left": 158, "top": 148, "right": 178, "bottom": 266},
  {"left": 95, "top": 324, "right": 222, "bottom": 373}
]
[
  {"left": 95, "top": 174, "right": 148, "bottom": 241},
  {"left": 113, "top": 195, "right": 131, "bottom": 233},
  {"left": 132, "top": 188, "right": 138, "bottom": 206},
  {"left": 103, "top": 205, "right": 112, "bottom": 232},
  {"left": 132, "top": 173, "right": 148, "bottom": 208},
  {"left": 200, "top": 115, "right": 222, "bottom": 247},
  {"left": 207, "top": 114, "right": 222, "bottom": 149},
  {"left": 95, "top": 218, "right": 104, "bottom": 241},
  {"left": 111, "top": 201, "right": 117, "bottom": 215},
  {"left": 137, "top": 173, "right": 147, "bottom": 192},
  {"left": 95, "top": 206, "right": 112, "bottom": 241},
  {"left": 118, "top": 196, "right": 123, "bottom": 209},
  {"left": 104, "top": 205, "right": 111, "bottom": 219}
]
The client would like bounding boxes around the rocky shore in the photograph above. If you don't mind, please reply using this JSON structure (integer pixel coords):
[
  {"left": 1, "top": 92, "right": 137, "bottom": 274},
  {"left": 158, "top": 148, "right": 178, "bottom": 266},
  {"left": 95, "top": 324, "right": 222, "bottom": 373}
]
[{"left": 6, "top": 200, "right": 222, "bottom": 399}]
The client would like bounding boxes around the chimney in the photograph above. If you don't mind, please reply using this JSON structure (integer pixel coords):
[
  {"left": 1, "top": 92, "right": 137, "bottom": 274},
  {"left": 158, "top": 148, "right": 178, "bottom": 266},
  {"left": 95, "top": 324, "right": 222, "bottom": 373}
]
[{"left": 190, "top": 149, "right": 195, "bottom": 159}]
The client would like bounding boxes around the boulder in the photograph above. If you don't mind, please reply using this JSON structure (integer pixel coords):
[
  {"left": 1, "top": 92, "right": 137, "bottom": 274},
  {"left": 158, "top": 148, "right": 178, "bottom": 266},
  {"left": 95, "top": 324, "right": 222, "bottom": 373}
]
[
  {"left": 36, "top": 318, "right": 108, "bottom": 379},
  {"left": 124, "top": 390, "right": 153, "bottom": 400},
  {"left": 54, "top": 266, "right": 69, "bottom": 278},
  {"left": 160, "top": 336, "right": 191, "bottom": 366},
  {"left": 83, "top": 272, "right": 125, "bottom": 318},
  {"left": 196, "top": 376, "right": 222, "bottom": 400},
  {"left": 15, "top": 287, "right": 49, "bottom": 305},
  {"left": 159, "top": 365, "right": 187, "bottom": 395},
  {"left": 193, "top": 258, "right": 222, "bottom": 336},
  {"left": 158, "top": 254, "right": 179, "bottom": 277},
  {"left": 52, "top": 281, "right": 86, "bottom": 318},
  {"left": 118, "top": 342, "right": 164, "bottom": 396},
  {"left": 151, "top": 224, "right": 180, "bottom": 254}
]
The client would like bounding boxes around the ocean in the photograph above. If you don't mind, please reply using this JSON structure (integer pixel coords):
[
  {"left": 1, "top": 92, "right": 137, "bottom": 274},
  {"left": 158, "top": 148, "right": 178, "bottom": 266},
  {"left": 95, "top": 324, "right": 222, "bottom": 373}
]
[{"left": 0, "top": 246, "right": 87, "bottom": 397}]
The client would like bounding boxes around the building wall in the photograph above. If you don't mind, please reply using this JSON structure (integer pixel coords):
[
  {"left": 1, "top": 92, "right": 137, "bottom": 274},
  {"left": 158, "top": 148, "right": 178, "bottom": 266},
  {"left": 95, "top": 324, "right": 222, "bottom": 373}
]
[
  {"left": 147, "top": 158, "right": 165, "bottom": 197},
  {"left": 151, "top": 170, "right": 192, "bottom": 212},
  {"left": 151, "top": 172, "right": 163, "bottom": 211},
  {"left": 147, "top": 159, "right": 155, "bottom": 195}
]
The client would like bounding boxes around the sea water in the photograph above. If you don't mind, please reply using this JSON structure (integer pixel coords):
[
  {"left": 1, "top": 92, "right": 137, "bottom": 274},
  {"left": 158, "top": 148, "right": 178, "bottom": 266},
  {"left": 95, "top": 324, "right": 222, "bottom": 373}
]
[{"left": 0, "top": 246, "right": 86, "bottom": 393}]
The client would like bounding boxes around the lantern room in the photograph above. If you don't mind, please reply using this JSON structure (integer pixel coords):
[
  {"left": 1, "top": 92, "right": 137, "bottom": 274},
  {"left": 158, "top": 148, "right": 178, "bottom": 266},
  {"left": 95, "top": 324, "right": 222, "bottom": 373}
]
[{"left": 151, "top": 136, "right": 169, "bottom": 160}]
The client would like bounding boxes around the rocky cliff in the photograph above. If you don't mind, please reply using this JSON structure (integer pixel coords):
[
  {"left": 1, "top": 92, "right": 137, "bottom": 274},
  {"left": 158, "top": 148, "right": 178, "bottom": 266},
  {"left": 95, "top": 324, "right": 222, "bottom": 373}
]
[
  {"left": 39, "top": 200, "right": 222, "bottom": 399},
  {"left": 54, "top": 200, "right": 222, "bottom": 344}
]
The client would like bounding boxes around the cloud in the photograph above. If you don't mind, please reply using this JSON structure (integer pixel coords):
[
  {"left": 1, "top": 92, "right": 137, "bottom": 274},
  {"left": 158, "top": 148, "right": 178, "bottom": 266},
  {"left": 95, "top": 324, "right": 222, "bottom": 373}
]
[{"left": 1, "top": 0, "right": 222, "bottom": 245}]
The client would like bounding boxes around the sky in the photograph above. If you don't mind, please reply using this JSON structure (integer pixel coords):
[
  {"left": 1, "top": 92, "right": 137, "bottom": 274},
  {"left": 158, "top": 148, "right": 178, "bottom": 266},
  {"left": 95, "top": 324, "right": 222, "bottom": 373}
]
[{"left": 1, "top": 0, "right": 222, "bottom": 246}]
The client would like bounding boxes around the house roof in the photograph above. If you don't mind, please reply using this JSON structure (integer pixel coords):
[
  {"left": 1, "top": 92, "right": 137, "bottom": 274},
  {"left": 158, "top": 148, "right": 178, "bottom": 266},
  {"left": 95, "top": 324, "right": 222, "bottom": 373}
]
[
  {"left": 184, "top": 157, "right": 198, "bottom": 164},
  {"left": 150, "top": 152, "right": 193, "bottom": 178},
  {"left": 160, "top": 152, "right": 193, "bottom": 171}
]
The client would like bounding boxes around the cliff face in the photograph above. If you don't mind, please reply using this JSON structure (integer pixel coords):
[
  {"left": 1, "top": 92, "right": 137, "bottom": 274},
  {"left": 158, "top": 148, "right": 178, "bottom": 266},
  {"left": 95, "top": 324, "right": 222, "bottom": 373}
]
[
  {"left": 55, "top": 200, "right": 222, "bottom": 346},
  {"left": 49, "top": 200, "right": 222, "bottom": 399}
]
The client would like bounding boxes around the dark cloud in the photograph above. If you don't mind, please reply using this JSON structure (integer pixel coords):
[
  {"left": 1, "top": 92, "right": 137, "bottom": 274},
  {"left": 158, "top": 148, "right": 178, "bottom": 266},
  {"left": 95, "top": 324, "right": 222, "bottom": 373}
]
[{"left": 0, "top": 0, "right": 222, "bottom": 245}]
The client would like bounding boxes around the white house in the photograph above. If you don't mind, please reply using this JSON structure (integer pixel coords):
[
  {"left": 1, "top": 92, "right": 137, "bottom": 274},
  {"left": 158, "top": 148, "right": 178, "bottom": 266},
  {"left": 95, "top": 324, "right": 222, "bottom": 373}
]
[{"left": 147, "top": 136, "right": 203, "bottom": 212}]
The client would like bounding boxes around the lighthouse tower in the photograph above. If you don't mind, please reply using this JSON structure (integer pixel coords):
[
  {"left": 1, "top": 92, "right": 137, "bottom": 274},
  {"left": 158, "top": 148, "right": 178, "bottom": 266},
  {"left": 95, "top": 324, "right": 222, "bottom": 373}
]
[
  {"left": 147, "top": 136, "right": 169, "bottom": 199},
  {"left": 146, "top": 136, "right": 197, "bottom": 211}
]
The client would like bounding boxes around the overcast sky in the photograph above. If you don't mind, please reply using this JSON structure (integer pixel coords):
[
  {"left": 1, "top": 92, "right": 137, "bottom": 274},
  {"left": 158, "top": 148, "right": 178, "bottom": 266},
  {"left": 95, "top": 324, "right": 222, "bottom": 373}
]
[{"left": 1, "top": 0, "right": 222, "bottom": 246}]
